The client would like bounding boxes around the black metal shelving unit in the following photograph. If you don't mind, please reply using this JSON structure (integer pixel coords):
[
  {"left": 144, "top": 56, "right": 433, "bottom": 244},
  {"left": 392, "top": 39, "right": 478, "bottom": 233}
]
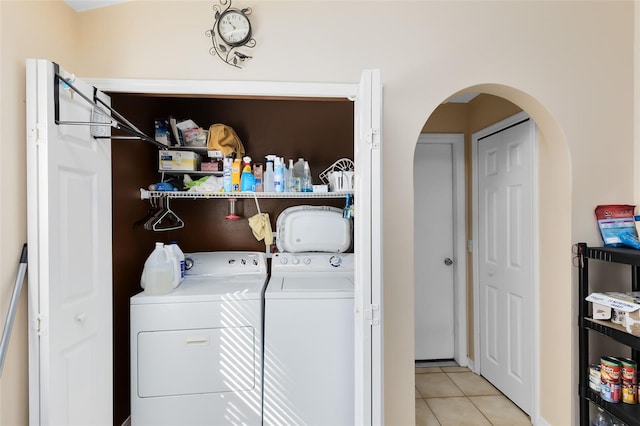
[{"left": 577, "top": 243, "right": 640, "bottom": 426}]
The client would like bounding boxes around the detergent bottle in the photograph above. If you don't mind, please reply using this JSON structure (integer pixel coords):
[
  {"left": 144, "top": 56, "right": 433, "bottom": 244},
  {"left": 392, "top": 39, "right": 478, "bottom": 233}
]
[
  {"left": 168, "top": 241, "right": 185, "bottom": 281},
  {"left": 140, "top": 242, "right": 174, "bottom": 295},
  {"left": 241, "top": 156, "right": 255, "bottom": 191},
  {"left": 231, "top": 158, "right": 242, "bottom": 192}
]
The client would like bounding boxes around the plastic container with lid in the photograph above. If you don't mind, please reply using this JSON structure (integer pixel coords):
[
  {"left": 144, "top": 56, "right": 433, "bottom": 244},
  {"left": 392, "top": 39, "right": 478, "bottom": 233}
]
[
  {"left": 140, "top": 242, "right": 174, "bottom": 295},
  {"left": 276, "top": 205, "right": 352, "bottom": 253}
]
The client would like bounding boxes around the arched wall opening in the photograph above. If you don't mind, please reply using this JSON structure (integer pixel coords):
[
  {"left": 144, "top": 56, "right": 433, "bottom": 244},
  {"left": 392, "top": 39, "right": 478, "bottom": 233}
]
[{"left": 413, "top": 83, "right": 573, "bottom": 425}]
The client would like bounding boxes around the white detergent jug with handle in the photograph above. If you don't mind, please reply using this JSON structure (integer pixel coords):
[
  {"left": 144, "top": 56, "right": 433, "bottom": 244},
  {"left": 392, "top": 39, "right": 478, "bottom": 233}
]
[
  {"left": 140, "top": 242, "right": 174, "bottom": 295},
  {"left": 169, "top": 241, "right": 185, "bottom": 281},
  {"left": 164, "top": 244, "right": 181, "bottom": 288}
]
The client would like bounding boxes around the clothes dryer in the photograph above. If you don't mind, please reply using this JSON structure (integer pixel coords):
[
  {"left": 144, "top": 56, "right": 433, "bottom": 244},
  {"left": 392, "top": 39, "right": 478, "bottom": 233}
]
[
  {"left": 130, "top": 251, "right": 267, "bottom": 426},
  {"left": 263, "top": 252, "right": 354, "bottom": 426}
]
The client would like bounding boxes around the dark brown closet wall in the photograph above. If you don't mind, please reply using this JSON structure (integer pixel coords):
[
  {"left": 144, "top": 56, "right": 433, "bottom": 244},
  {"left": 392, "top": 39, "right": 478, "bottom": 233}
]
[{"left": 109, "top": 92, "right": 354, "bottom": 424}]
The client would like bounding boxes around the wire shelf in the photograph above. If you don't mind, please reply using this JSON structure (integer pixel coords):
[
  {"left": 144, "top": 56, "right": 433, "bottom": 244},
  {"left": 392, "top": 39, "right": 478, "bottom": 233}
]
[{"left": 140, "top": 188, "right": 353, "bottom": 200}]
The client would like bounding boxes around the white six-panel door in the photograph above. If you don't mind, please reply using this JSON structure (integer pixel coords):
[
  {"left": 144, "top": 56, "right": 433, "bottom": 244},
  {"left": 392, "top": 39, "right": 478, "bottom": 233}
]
[
  {"left": 476, "top": 114, "right": 534, "bottom": 415},
  {"left": 414, "top": 141, "right": 455, "bottom": 360},
  {"left": 26, "top": 59, "right": 113, "bottom": 425}
]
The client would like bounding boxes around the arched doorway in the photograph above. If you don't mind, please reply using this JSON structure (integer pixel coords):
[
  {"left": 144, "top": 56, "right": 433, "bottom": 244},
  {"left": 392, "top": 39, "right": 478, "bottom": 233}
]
[{"left": 413, "top": 86, "right": 572, "bottom": 425}]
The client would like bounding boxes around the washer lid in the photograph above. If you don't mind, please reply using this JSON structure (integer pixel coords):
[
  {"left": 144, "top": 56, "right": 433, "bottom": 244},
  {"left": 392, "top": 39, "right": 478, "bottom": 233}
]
[
  {"left": 265, "top": 275, "right": 354, "bottom": 299},
  {"left": 131, "top": 275, "right": 267, "bottom": 304},
  {"left": 276, "top": 206, "right": 352, "bottom": 253}
]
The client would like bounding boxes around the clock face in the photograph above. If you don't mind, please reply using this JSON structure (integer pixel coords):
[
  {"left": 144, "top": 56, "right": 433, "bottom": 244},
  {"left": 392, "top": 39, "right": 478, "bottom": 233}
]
[{"left": 218, "top": 10, "right": 251, "bottom": 46}]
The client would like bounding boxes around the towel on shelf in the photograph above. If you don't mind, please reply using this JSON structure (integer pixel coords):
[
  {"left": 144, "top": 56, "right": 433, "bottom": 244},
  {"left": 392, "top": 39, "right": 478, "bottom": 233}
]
[{"left": 207, "top": 124, "right": 245, "bottom": 158}]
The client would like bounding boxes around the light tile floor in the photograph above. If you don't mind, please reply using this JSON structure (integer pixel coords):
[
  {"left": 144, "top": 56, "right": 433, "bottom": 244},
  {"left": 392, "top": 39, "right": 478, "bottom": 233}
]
[{"left": 415, "top": 366, "right": 532, "bottom": 426}]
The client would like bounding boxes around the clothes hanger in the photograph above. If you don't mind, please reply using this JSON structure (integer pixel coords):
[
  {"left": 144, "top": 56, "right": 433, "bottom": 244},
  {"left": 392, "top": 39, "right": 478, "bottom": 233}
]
[
  {"left": 134, "top": 197, "right": 160, "bottom": 229},
  {"left": 150, "top": 197, "right": 184, "bottom": 232}
]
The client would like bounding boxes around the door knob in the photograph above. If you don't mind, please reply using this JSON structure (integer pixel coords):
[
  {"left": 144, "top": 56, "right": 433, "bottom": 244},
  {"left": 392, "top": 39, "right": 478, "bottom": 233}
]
[{"left": 444, "top": 257, "right": 453, "bottom": 266}]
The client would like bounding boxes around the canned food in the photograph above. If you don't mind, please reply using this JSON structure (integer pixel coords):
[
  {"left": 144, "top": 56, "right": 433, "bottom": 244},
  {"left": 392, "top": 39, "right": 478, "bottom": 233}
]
[
  {"left": 621, "top": 358, "right": 637, "bottom": 383},
  {"left": 622, "top": 383, "right": 637, "bottom": 404},
  {"left": 601, "top": 357, "right": 622, "bottom": 403},
  {"left": 620, "top": 358, "right": 637, "bottom": 404},
  {"left": 601, "top": 381, "right": 622, "bottom": 403},
  {"left": 590, "top": 364, "right": 601, "bottom": 381}
]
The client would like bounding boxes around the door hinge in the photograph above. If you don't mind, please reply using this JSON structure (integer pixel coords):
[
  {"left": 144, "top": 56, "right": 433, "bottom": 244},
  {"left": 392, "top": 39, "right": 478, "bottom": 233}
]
[
  {"left": 366, "top": 128, "right": 380, "bottom": 149},
  {"left": 36, "top": 313, "right": 48, "bottom": 336},
  {"left": 365, "top": 304, "right": 380, "bottom": 326},
  {"left": 34, "top": 123, "right": 46, "bottom": 146}
]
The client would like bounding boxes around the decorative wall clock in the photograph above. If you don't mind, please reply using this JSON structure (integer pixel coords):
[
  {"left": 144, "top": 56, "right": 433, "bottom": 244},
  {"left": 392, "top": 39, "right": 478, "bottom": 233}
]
[{"left": 206, "top": 0, "right": 256, "bottom": 68}]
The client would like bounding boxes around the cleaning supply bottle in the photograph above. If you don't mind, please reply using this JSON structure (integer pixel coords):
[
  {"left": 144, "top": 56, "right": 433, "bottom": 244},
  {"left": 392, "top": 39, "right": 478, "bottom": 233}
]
[
  {"left": 286, "top": 158, "right": 295, "bottom": 192},
  {"left": 301, "top": 160, "right": 313, "bottom": 192},
  {"left": 222, "top": 157, "right": 232, "bottom": 192},
  {"left": 140, "top": 242, "right": 174, "bottom": 295},
  {"left": 274, "top": 157, "right": 284, "bottom": 192},
  {"left": 231, "top": 158, "right": 242, "bottom": 192},
  {"left": 293, "top": 157, "right": 305, "bottom": 192},
  {"left": 264, "top": 155, "right": 276, "bottom": 192},
  {"left": 254, "top": 163, "right": 264, "bottom": 192},
  {"left": 169, "top": 241, "right": 185, "bottom": 280},
  {"left": 241, "top": 156, "right": 255, "bottom": 191}
]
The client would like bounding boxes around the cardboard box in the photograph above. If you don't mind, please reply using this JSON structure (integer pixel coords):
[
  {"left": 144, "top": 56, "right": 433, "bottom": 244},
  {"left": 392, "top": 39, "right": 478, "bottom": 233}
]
[
  {"left": 159, "top": 150, "right": 201, "bottom": 171},
  {"left": 586, "top": 292, "right": 640, "bottom": 335}
]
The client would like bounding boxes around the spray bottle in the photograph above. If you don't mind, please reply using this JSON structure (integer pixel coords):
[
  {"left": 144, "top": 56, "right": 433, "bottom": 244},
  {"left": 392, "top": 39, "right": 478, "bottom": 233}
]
[
  {"left": 301, "top": 160, "right": 312, "bottom": 192},
  {"left": 264, "top": 155, "right": 276, "bottom": 192},
  {"left": 240, "top": 156, "right": 255, "bottom": 192}
]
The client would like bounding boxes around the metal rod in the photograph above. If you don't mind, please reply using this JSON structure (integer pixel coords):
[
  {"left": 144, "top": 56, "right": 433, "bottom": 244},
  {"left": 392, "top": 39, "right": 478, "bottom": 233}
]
[
  {"left": 53, "top": 72, "right": 166, "bottom": 149},
  {"left": 0, "top": 244, "right": 28, "bottom": 378}
]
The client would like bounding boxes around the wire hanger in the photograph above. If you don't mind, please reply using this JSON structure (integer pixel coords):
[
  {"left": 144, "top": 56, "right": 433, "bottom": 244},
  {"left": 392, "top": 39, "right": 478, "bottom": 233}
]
[{"left": 144, "top": 197, "right": 184, "bottom": 232}]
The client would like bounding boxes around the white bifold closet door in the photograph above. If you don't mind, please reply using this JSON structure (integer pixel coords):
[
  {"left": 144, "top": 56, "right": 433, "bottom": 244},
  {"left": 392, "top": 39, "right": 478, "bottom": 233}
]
[{"left": 26, "top": 59, "right": 113, "bottom": 426}]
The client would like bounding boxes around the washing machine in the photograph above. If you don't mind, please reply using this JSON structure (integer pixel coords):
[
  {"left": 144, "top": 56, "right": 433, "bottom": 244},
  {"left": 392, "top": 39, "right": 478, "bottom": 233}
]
[
  {"left": 263, "top": 206, "right": 355, "bottom": 426},
  {"left": 130, "top": 251, "right": 268, "bottom": 426}
]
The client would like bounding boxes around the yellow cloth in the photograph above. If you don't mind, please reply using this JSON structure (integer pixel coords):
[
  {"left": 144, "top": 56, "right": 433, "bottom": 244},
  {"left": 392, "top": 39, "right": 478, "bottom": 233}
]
[
  {"left": 207, "top": 124, "right": 245, "bottom": 158},
  {"left": 248, "top": 213, "right": 273, "bottom": 246}
]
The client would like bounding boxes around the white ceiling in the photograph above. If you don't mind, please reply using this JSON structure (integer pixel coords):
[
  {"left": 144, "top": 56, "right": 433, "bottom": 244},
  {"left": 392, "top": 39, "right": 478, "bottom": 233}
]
[{"left": 64, "top": 0, "right": 130, "bottom": 12}]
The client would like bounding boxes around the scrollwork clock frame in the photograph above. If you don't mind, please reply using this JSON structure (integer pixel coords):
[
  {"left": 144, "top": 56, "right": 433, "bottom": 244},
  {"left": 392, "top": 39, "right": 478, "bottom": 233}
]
[{"left": 206, "top": 0, "right": 256, "bottom": 68}]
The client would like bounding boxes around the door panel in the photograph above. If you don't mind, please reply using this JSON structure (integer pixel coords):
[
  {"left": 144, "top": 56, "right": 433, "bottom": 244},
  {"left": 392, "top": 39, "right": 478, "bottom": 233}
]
[
  {"left": 477, "top": 117, "right": 533, "bottom": 415},
  {"left": 353, "top": 69, "right": 382, "bottom": 426},
  {"left": 414, "top": 142, "right": 455, "bottom": 360},
  {"left": 27, "top": 59, "right": 113, "bottom": 425}
]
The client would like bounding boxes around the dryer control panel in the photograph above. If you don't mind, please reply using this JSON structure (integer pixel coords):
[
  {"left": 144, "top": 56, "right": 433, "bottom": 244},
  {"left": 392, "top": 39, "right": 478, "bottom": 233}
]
[{"left": 272, "top": 252, "right": 354, "bottom": 273}]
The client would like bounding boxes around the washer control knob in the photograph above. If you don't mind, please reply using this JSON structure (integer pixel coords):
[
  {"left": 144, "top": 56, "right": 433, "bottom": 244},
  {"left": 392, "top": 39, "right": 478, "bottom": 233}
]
[
  {"left": 329, "top": 255, "right": 342, "bottom": 267},
  {"left": 303, "top": 257, "right": 311, "bottom": 265},
  {"left": 292, "top": 257, "right": 300, "bottom": 265},
  {"left": 280, "top": 257, "right": 288, "bottom": 265}
]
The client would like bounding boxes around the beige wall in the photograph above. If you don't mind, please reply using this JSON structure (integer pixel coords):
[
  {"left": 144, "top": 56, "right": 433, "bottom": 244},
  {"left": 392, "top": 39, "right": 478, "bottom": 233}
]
[{"left": 0, "top": 1, "right": 637, "bottom": 425}]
